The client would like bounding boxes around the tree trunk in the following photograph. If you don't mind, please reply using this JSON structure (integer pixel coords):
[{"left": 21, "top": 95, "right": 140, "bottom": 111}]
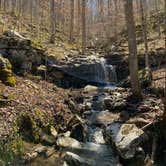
[
  {"left": 163, "top": 0, "right": 166, "bottom": 117},
  {"left": 154, "top": 0, "right": 161, "bottom": 38},
  {"left": 50, "top": 0, "right": 56, "bottom": 43},
  {"left": 82, "top": 0, "right": 86, "bottom": 54},
  {"left": 124, "top": 0, "right": 142, "bottom": 98},
  {"left": 69, "top": 0, "right": 74, "bottom": 43},
  {"left": 77, "top": 0, "right": 81, "bottom": 43},
  {"left": 140, "top": 0, "right": 150, "bottom": 71},
  {"left": 11, "top": 0, "right": 16, "bottom": 14},
  {"left": 164, "top": 0, "right": 166, "bottom": 113},
  {"left": 113, "top": 0, "right": 118, "bottom": 40}
]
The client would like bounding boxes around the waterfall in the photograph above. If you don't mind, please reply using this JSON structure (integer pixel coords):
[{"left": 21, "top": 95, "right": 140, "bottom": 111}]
[
  {"left": 99, "top": 58, "right": 117, "bottom": 85},
  {"left": 100, "top": 58, "right": 109, "bottom": 84},
  {"left": 49, "top": 55, "right": 118, "bottom": 87}
]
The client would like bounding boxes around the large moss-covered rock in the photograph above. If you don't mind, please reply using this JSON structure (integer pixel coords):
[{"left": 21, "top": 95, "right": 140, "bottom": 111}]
[
  {"left": 0, "top": 30, "right": 45, "bottom": 75},
  {"left": 0, "top": 55, "right": 16, "bottom": 86}
]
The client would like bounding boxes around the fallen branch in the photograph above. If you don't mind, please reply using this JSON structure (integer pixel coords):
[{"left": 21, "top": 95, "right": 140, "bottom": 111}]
[
  {"left": 153, "top": 76, "right": 165, "bottom": 81},
  {"left": 141, "top": 122, "right": 154, "bottom": 131}
]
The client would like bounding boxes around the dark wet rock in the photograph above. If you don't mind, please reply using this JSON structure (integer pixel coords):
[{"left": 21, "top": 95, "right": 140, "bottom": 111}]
[
  {"left": 105, "top": 123, "right": 145, "bottom": 159},
  {"left": 121, "top": 147, "right": 145, "bottom": 166},
  {"left": 91, "top": 100, "right": 104, "bottom": 111},
  {"left": 48, "top": 53, "right": 118, "bottom": 88},
  {"left": 71, "top": 123, "right": 84, "bottom": 142},
  {"left": 103, "top": 92, "right": 127, "bottom": 111},
  {"left": 105, "top": 53, "right": 129, "bottom": 81}
]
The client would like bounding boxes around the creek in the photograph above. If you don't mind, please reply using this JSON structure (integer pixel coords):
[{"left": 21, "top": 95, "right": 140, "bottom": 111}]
[{"left": 23, "top": 57, "right": 146, "bottom": 166}]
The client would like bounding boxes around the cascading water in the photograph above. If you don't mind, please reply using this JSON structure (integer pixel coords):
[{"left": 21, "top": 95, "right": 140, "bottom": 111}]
[
  {"left": 99, "top": 58, "right": 109, "bottom": 84},
  {"left": 49, "top": 54, "right": 118, "bottom": 88},
  {"left": 98, "top": 57, "right": 117, "bottom": 85}
]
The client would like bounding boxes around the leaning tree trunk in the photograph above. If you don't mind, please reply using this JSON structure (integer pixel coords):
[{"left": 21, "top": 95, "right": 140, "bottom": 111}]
[{"left": 124, "top": 0, "right": 142, "bottom": 98}]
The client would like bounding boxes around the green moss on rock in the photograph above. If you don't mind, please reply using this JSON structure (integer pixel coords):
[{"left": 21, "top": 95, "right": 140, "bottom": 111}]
[
  {"left": 17, "top": 113, "right": 40, "bottom": 143},
  {"left": 138, "top": 69, "right": 152, "bottom": 87},
  {"left": 4, "top": 76, "right": 16, "bottom": 87},
  {"left": 0, "top": 56, "right": 16, "bottom": 86}
]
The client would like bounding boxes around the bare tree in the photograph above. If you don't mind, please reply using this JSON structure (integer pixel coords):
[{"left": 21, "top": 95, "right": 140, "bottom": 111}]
[
  {"left": 50, "top": 0, "right": 56, "bottom": 43},
  {"left": 69, "top": 0, "right": 74, "bottom": 43},
  {"left": 140, "top": 0, "right": 151, "bottom": 74},
  {"left": 82, "top": 0, "right": 86, "bottom": 54},
  {"left": 164, "top": 0, "right": 166, "bottom": 113},
  {"left": 124, "top": 0, "right": 142, "bottom": 98},
  {"left": 154, "top": 0, "right": 161, "bottom": 38}
]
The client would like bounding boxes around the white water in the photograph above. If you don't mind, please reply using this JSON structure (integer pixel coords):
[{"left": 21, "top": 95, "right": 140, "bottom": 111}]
[{"left": 99, "top": 58, "right": 117, "bottom": 85}]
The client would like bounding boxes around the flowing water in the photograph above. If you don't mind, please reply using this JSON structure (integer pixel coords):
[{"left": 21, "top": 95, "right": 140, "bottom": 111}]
[
  {"left": 99, "top": 58, "right": 117, "bottom": 84},
  {"left": 22, "top": 57, "right": 119, "bottom": 166}
]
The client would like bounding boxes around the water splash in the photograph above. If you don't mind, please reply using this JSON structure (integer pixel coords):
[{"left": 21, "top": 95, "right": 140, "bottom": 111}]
[{"left": 98, "top": 58, "right": 117, "bottom": 85}]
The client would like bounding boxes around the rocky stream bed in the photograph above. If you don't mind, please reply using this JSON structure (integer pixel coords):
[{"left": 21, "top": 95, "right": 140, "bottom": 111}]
[
  {"left": 8, "top": 85, "right": 161, "bottom": 166},
  {"left": 0, "top": 30, "right": 165, "bottom": 166}
]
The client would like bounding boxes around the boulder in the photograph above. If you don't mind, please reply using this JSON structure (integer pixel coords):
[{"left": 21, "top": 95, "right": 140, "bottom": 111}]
[
  {"left": 105, "top": 123, "right": 144, "bottom": 159},
  {"left": 0, "top": 30, "right": 44, "bottom": 74},
  {"left": 0, "top": 55, "right": 16, "bottom": 86},
  {"left": 84, "top": 85, "right": 98, "bottom": 92},
  {"left": 56, "top": 136, "right": 82, "bottom": 149},
  {"left": 103, "top": 94, "right": 127, "bottom": 111}
]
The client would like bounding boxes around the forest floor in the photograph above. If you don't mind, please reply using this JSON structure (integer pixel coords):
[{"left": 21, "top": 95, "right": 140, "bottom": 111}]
[
  {"left": 0, "top": 76, "right": 83, "bottom": 139},
  {"left": 152, "top": 67, "right": 165, "bottom": 89}
]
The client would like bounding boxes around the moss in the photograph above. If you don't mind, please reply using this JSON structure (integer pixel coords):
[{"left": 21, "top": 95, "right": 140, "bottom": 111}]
[
  {"left": 0, "top": 56, "right": 16, "bottom": 87},
  {"left": 4, "top": 76, "right": 16, "bottom": 87},
  {"left": 0, "top": 132, "right": 25, "bottom": 165},
  {"left": 31, "top": 40, "right": 43, "bottom": 50},
  {"left": 17, "top": 113, "right": 40, "bottom": 143},
  {"left": 139, "top": 69, "right": 152, "bottom": 87},
  {"left": 17, "top": 110, "right": 52, "bottom": 143},
  {"left": 0, "top": 68, "right": 13, "bottom": 76},
  {"left": 33, "top": 108, "right": 45, "bottom": 122}
]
